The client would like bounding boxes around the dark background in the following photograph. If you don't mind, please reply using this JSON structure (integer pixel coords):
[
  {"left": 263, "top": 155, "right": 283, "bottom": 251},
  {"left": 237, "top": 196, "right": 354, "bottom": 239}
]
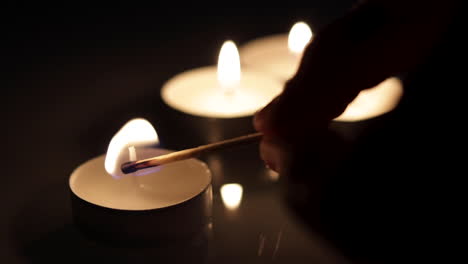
[{"left": 1, "top": 2, "right": 461, "bottom": 263}]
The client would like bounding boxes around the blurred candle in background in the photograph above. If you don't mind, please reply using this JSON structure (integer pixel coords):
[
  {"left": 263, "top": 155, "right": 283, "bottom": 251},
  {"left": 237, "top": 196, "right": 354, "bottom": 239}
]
[
  {"left": 239, "top": 21, "right": 313, "bottom": 82},
  {"left": 334, "top": 77, "right": 404, "bottom": 122},
  {"left": 161, "top": 40, "right": 282, "bottom": 118}
]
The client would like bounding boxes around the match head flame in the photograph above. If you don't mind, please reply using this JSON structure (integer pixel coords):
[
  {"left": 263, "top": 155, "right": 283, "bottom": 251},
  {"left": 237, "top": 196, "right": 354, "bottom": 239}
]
[
  {"left": 104, "top": 118, "right": 159, "bottom": 179},
  {"left": 288, "top": 21, "right": 313, "bottom": 54},
  {"left": 217, "top": 40, "right": 241, "bottom": 94}
]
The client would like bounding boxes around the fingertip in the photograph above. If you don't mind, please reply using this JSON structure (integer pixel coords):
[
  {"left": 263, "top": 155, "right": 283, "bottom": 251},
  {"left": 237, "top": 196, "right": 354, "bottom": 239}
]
[
  {"left": 253, "top": 104, "right": 268, "bottom": 133},
  {"left": 253, "top": 95, "right": 280, "bottom": 133},
  {"left": 259, "top": 139, "right": 279, "bottom": 172},
  {"left": 253, "top": 109, "right": 264, "bottom": 132}
]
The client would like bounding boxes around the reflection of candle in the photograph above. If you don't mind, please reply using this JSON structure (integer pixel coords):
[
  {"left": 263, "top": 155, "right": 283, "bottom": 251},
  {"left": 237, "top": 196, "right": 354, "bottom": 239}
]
[
  {"left": 69, "top": 118, "right": 212, "bottom": 242},
  {"left": 220, "top": 183, "right": 243, "bottom": 210},
  {"left": 161, "top": 40, "right": 282, "bottom": 118},
  {"left": 239, "top": 21, "right": 313, "bottom": 82},
  {"left": 334, "top": 77, "right": 404, "bottom": 122}
]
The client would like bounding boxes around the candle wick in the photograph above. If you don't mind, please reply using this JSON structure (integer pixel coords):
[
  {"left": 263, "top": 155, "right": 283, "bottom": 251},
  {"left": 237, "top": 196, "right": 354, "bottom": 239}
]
[
  {"left": 224, "top": 90, "right": 236, "bottom": 98},
  {"left": 221, "top": 84, "right": 237, "bottom": 97},
  {"left": 127, "top": 145, "right": 143, "bottom": 192},
  {"left": 128, "top": 146, "right": 137, "bottom": 162}
]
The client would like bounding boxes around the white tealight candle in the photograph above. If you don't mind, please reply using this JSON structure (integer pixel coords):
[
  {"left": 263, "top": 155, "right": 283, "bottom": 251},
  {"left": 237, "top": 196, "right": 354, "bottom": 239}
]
[
  {"left": 161, "top": 40, "right": 283, "bottom": 118},
  {"left": 70, "top": 118, "right": 212, "bottom": 210},
  {"left": 70, "top": 148, "right": 211, "bottom": 211},
  {"left": 334, "top": 77, "right": 404, "bottom": 122},
  {"left": 239, "top": 21, "right": 313, "bottom": 82},
  {"left": 69, "top": 118, "right": 212, "bottom": 242}
]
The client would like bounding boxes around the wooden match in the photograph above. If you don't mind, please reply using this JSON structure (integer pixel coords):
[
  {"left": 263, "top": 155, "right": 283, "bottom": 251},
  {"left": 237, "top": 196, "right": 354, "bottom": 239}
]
[{"left": 121, "top": 132, "right": 263, "bottom": 174}]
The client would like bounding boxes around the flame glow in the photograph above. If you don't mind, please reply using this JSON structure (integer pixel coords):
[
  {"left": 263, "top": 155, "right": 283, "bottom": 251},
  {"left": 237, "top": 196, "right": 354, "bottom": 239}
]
[
  {"left": 104, "top": 118, "right": 159, "bottom": 178},
  {"left": 288, "top": 22, "right": 313, "bottom": 54},
  {"left": 220, "top": 183, "right": 243, "bottom": 210},
  {"left": 217, "top": 40, "right": 241, "bottom": 94}
]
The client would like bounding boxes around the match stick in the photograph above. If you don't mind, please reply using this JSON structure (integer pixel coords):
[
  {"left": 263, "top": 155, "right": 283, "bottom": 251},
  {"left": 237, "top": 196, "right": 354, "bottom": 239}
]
[{"left": 121, "top": 132, "right": 263, "bottom": 174}]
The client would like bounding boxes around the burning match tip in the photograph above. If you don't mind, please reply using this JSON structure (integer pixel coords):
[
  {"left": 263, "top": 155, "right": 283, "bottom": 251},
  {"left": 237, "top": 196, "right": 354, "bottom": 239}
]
[{"left": 121, "top": 162, "right": 138, "bottom": 174}]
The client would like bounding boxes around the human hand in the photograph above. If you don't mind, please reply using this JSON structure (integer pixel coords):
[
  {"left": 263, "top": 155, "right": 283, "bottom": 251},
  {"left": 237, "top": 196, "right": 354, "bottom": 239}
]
[{"left": 253, "top": 0, "right": 454, "bottom": 173}]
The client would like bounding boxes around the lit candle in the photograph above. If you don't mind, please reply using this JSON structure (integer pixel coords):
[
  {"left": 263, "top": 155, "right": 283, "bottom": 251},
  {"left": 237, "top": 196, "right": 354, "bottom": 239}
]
[
  {"left": 334, "top": 77, "right": 404, "bottom": 122},
  {"left": 69, "top": 118, "right": 212, "bottom": 242},
  {"left": 239, "top": 21, "right": 313, "bottom": 82},
  {"left": 327, "top": 77, "right": 404, "bottom": 143},
  {"left": 161, "top": 40, "right": 283, "bottom": 118}
]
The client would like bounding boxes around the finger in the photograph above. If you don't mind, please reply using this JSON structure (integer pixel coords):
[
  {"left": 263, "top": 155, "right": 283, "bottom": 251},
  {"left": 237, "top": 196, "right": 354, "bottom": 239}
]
[
  {"left": 253, "top": 96, "right": 280, "bottom": 135},
  {"left": 258, "top": 137, "right": 291, "bottom": 175},
  {"left": 259, "top": 139, "right": 279, "bottom": 172}
]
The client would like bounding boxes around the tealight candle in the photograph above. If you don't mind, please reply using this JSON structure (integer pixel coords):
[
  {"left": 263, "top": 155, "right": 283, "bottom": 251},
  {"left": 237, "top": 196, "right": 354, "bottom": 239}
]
[
  {"left": 334, "top": 77, "right": 404, "bottom": 122},
  {"left": 329, "top": 77, "right": 404, "bottom": 142},
  {"left": 239, "top": 21, "right": 313, "bottom": 82},
  {"left": 69, "top": 118, "right": 212, "bottom": 244},
  {"left": 161, "top": 40, "right": 283, "bottom": 118}
]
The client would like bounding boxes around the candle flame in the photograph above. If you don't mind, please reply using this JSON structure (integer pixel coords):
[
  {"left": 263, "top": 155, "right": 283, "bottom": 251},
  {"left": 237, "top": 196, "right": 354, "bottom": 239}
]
[
  {"left": 104, "top": 118, "right": 159, "bottom": 179},
  {"left": 220, "top": 183, "right": 243, "bottom": 210},
  {"left": 288, "top": 22, "right": 313, "bottom": 54},
  {"left": 217, "top": 40, "right": 241, "bottom": 94}
]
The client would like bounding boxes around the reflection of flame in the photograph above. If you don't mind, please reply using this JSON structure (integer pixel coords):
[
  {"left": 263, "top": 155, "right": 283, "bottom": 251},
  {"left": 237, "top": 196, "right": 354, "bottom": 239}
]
[
  {"left": 288, "top": 22, "right": 313, "bottom": 54},
  {"left": 220, "top": 183, "right": 243, "bottom": 210},
  {"left": 217, "top": 40, "right": 241, "bottom": 94},
  {"left": 104, "top": 118, "right": 159, "bottom": 178}
]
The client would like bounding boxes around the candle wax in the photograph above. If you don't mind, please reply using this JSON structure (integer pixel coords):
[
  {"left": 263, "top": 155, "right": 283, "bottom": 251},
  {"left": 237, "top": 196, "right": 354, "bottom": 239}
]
[
  {"left": 70, "top": 148, "right": 211, "bottom": 211},
  {"left": 161, "top": 66, "right": 283, "bottom": 118},
  {"left": 335, "top": 77, "right": 404, "bottom": 122},
  {"left": 239, "top": 34, "right": 301, "bottom": 82}
]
